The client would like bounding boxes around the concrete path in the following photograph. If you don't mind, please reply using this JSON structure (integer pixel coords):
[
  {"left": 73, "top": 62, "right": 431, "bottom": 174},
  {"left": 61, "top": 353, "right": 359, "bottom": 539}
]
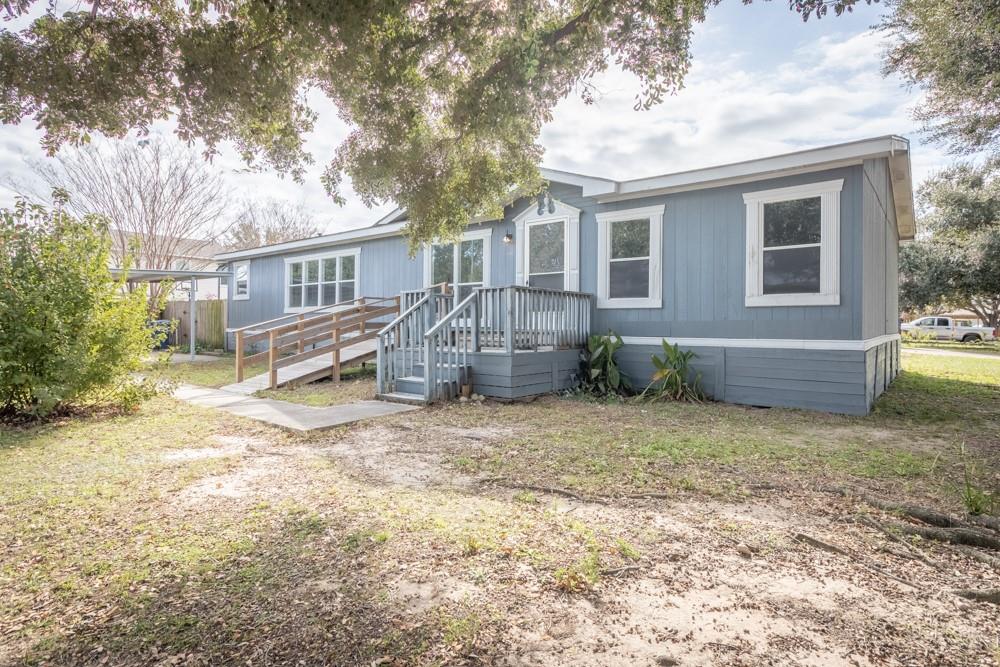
[
  {"left": 174, "top": 384, "right": 418, "bottom": 432},
  {"left": 903, "top": 346, "right": 1000, "bottom": 361},
  {"left": 220, "top": 338, "right": 378, "bottom": 395}
]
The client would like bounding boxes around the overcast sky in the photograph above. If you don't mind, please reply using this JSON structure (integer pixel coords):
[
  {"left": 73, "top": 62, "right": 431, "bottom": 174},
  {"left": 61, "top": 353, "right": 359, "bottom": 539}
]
[{"left": 0, "top": 1, "right": 945, "bottom": 235}]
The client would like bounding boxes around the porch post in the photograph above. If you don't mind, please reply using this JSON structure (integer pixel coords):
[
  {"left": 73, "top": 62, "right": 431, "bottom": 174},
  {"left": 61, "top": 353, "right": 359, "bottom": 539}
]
[
  {"left": 504, "top": 286, "right": 515, "bottom": 354},
  {"left": 188, "top": 275, "right": 196, "bottom": 360}
]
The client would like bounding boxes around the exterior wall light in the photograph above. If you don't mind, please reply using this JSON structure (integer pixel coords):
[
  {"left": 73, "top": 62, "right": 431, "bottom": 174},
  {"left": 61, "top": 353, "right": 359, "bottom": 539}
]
[{"left": 503, "top": 232, "right": 513, "bottom": 244}]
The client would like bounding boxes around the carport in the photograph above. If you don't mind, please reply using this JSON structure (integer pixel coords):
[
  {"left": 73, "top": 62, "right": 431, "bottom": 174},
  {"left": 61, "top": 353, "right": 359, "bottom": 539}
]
[{"left": 110, "top": 268, "right": 231, "bottom": 360}]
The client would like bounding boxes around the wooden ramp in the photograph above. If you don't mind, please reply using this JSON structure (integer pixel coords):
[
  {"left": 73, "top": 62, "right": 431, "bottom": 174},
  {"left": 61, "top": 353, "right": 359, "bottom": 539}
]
[
  {"left": 225, "top": 296, "right": 398, "bottom": 396},
  {"left": 221, "top": 337, "right": 377, "bottom": 395}
]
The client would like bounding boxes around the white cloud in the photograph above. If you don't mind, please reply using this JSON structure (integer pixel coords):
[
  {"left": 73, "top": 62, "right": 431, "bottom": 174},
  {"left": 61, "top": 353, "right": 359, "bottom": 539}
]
[{"left": 541, "top": 28, "right": 946, "bottom": 187}]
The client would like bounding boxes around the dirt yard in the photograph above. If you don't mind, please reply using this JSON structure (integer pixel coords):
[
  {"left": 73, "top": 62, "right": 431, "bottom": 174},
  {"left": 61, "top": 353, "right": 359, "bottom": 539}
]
[{"left": 1, "top": 352, "right": 999, "bottom": 666}]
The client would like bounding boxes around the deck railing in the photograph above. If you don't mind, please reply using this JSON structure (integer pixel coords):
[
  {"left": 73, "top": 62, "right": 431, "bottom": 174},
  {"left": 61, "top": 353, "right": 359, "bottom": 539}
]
[
  {"left": 230, "top": 295, "right": 400, "bottom": 388},
  {"left": 376, "top": 292, "right": 438, "bottom": 395},
  {"left": 423, "top": 292, "right": 479, "bottom": 402},
  {"left": 478, "top": 286, "right": 592, "bottom": 353}
]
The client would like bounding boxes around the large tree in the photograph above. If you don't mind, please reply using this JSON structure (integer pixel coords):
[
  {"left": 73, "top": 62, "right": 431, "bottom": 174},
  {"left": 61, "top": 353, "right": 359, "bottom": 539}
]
[
  {"left": 1, "top": 0, "right": 716, "bottom": 247},
  {"left": 899, "top": 161, "right": 1000, "bottom": 328},
  {"left": 225, "top": 199, "right": 322, "bottom": 250},
  {"left": 2, "top": 0, "right": 924, "bottom": 247},
  {"left": 16, "top": 138, "right": 231, "bottom": 304}
]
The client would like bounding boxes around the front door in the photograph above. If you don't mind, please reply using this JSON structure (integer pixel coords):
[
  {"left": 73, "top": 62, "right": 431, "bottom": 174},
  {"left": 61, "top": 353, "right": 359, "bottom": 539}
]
[{"left": 525, "top": 220, "right": 566, "bottom": 290}]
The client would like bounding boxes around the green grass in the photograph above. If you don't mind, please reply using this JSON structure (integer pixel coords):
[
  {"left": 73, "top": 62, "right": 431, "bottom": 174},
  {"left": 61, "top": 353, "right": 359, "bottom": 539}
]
[
  {"left": 157, "top": 354, "right": 266, "bottom": 388},
  {"left": 3, "top": 351, "right": 999, "bottom": 664},
  {"left": 903, "top": 339, "right": 1000, "bottom": 356},
  {"left": 157, "top": 353, "right": 377, "bottom": 406},
  {"left": 419, "top": 352, "right": 1000, "bottom": 502}
]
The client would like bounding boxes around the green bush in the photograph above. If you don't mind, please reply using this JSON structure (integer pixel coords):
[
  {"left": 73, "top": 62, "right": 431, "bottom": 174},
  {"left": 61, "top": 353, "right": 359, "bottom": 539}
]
[
  {"left": 0, "top": 199, "right": 163, "bottom": 420},
  {"left": 638, "top": 340, "right": 705, "bottom": 402},
  {"left": 578, "top": 332, "right": 630, "bottom": 397}
]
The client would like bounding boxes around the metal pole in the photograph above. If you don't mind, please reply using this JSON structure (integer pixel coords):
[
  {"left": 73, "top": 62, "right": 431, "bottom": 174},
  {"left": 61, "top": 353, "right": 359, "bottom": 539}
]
[{"left": 189, "top": 275, "right": 196, "bottom": 360}]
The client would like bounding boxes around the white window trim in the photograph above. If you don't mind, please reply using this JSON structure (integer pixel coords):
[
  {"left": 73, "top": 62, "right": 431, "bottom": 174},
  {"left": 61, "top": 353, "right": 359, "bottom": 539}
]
[
  {"left": 283, "top": 247, "right": 361, "bottom": 313},
  {"left": 744, "top": 179, "right": 842, "bottom": 307},
  {"left": 513, "top": 199, "right": 581, "bottom": 291},
  {"left": 422, "top": 228, "right": 493, "bottom": 294},
  {"left": 595, "top": 204, "right": 664, "bottom": 309},
  {"left": 232, "top": 260, "right": 250, "bottom": 301}
]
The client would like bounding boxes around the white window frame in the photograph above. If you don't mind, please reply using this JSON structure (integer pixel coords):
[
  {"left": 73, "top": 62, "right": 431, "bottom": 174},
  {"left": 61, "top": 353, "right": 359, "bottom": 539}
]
[
  {"left": 422, "top": 228, "right": 493, "bottom": 296},
  {"left": 513, "top": 199, "right": 581, "bottom": 291},
  {"left": 595, "top": 205, "right": 664, "bottom": 309},
  {"left": 232, "top": 261, "right": 250, "bottom": 301},
  {"left": 743, "top": 179, "right": 842, "bottom": 307},
  {"left": 283, "top": 247, "right": 361, "bottom": 313}
]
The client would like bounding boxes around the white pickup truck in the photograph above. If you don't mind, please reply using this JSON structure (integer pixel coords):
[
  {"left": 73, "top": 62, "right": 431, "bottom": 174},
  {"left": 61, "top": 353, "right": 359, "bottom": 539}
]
[{"left": 902, "top": 316, "right": 998, "bottom": 343}]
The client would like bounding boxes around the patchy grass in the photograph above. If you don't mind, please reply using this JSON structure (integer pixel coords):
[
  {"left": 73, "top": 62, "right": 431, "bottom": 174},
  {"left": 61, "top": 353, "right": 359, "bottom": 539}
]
[
  {"left": 256, "top": 365, "right": 377, "bottom": 406},
  {"left": 156, "top": 354, "right": 265, "bottom": 388},
  {"left": 157, "top": 353, "right": 377, "bottom": 407},
  {"left": 2, "top": 352, "right": 999, "bottom": 665}
]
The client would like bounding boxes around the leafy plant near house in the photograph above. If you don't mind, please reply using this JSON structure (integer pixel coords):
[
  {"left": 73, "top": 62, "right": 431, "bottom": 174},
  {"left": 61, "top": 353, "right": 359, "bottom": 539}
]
[
  {"left": 0, "top": 198, "right": 165, "bottom": 420},
  {"left": 578, "top": 332, "right": 630, "bottom": 398},
  {"left": 638, "top": 340, "right": 704, "bottom": 402}
]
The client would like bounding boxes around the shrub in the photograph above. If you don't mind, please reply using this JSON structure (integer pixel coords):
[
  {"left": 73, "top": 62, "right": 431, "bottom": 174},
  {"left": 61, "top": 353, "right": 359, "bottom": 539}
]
[
  {"left": 0, "top": 199, "right": 163, "bottom": 420},
  {"left": 638, "top": 340, "right": 705, "bottom": 402},
  {"left": 578, "top": 332, "right": 630, "bottom": 397}
]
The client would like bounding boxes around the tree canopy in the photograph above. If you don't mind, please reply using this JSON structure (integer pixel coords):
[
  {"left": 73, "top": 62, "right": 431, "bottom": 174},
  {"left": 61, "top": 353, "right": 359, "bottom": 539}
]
[
  {"left": 3, "top": 0, "right": 949, "bottom": 246},
  {"left": 899, "top": 161, "right": 1000, "bottom": 328}
]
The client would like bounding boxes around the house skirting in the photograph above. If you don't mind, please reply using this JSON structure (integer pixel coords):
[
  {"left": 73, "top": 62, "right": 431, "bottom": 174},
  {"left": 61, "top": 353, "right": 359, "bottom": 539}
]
[{"left": 615, "top": 335, "right": 901, "bottom": 416}]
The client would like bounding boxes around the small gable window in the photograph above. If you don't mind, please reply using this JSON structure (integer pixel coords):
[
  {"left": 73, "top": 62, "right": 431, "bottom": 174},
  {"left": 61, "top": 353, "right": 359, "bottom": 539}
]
[
  {"left": 233, "top": 261, "right": 250, "bottom": 300},
  {"left": 744, "top": 180, "right": 843, "bottom": 307}
]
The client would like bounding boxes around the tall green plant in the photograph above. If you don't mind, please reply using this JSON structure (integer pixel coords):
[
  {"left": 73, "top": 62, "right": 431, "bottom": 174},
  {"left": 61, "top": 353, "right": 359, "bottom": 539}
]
[
  {"left": 579, "top": 332, "right": 630, "bottom": 397},
  {"left": 0, "top": 198, "right": 163, "bottom": 420},
  {"left": 638, "top": 340, "right": 704, "bottom": 402}
]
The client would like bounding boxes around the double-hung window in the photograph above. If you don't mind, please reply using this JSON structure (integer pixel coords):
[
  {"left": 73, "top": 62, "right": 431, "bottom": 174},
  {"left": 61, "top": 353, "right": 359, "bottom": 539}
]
[
  {"left": 285, "top": 249, "right": 359, "bottom": 312},
  {"left": 596, "top": 205, "right": 664, "bottom": 309},
  {"left": 424, "top": 229, "right": 492, "bottom": 300},
  {"left": 233, "top": 261, "right": 250, "bottom": 300},
  {"left": 743, "top": 179, "right": 842, "bottom": 307}
]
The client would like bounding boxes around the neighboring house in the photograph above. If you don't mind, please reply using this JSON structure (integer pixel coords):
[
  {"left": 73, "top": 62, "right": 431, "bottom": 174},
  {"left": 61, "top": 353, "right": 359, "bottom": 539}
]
[
  {"left": 110, "top": 232, "right": 228, "bottom": 299},
  {"left": 215, "top": 136, "right": 914, "bottom": 415}
]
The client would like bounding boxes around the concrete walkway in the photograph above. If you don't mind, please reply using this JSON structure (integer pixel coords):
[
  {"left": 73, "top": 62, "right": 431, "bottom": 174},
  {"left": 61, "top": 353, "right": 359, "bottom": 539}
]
[{"left": 174, "top": 384, "right": 418, "bottom": 432}]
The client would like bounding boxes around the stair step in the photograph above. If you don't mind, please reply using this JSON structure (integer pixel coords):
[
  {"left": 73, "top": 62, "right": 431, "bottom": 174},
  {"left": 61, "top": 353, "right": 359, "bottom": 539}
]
[
  {"left": 378, "top": 391, "right": 427, "bottom": 406},
  {"left": 395, "top": 376, "right": 426, "bottom": 394}
]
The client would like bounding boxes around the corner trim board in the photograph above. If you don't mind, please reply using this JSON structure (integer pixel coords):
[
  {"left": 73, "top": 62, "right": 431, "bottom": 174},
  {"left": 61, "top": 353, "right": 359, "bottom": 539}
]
[{"left": 619, "top": 333, "right": 901, "bottom": 352}]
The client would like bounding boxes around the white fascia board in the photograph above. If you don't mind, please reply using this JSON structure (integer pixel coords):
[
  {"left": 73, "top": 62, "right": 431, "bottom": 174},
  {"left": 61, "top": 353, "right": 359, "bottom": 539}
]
[
  {"left": 540, "top": 167, "right": 619, "bottom": 197},
  {"left": 605, "top": 136, "right": 910, "bottom": 202},
  {"left": 214, "top": 221, "right": 408, "bottom": 261}
]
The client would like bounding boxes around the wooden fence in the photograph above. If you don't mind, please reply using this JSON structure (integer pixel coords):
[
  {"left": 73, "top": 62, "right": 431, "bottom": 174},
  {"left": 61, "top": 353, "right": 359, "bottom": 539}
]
[{"left": 164, "top": 299, "right": 227, "bottom": 351}]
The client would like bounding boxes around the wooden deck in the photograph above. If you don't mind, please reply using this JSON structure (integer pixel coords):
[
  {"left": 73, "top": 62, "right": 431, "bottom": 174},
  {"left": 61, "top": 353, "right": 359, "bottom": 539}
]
[{"left": 221, "top": 337, "right": 377, "bottom": 395}]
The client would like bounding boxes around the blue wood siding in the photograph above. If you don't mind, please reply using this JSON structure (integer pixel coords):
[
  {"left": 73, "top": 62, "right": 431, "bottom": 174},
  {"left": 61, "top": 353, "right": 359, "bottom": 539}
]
[
  {"left": 223, "top": 160, "right": 901, "bottom": 414},
  {"left": 861, "top": 157, "right": 901, "bottom": 339}
]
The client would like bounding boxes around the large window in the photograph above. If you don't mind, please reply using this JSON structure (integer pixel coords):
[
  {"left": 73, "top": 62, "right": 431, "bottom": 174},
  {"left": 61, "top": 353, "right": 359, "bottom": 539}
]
[
  {"left": 233, "top": 261, "right": 250, "bottom": 300},
  {"left": 744, "top": 179, "right": 842, "bottom": 307},
  {"left": 596, "top": 205, "right": 663, "bottom": 309},
  {"left": 284, "top": 249, "right": 359, "bottom": 312},
  {"left": 423, "top": 229, "right": 491, "bottom": 300}
]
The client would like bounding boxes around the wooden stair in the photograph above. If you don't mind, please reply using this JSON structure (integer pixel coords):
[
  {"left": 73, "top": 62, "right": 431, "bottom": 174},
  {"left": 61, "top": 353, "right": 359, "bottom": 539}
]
[{"left": 377, "top": 361, "right": 470, "bottom": 405}]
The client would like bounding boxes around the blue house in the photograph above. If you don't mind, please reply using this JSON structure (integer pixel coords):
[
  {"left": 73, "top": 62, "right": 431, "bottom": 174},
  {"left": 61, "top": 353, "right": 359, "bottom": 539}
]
[{"left": 215, "top": 136, "right": 914, "bottom": 415}]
